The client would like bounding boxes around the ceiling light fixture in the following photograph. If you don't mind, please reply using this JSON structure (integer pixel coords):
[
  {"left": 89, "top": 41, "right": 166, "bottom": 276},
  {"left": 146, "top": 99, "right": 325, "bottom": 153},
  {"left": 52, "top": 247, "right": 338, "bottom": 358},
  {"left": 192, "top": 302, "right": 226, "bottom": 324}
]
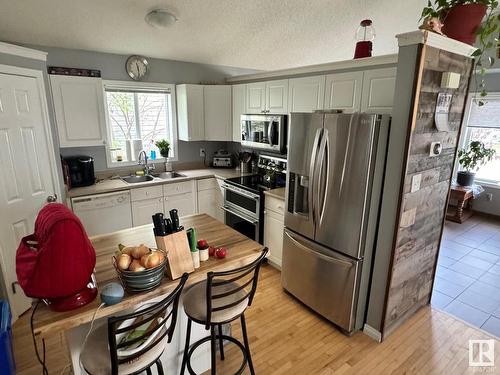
[{"left": 145, "top": 9, "right": 178, "bottom": 28}]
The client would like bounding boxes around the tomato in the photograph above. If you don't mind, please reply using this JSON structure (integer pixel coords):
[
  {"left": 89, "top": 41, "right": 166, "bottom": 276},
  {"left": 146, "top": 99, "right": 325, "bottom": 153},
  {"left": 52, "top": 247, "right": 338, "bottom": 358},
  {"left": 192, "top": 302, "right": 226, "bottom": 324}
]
[{"left": 215, "top": 247, "right": 227, "bottom": 259}]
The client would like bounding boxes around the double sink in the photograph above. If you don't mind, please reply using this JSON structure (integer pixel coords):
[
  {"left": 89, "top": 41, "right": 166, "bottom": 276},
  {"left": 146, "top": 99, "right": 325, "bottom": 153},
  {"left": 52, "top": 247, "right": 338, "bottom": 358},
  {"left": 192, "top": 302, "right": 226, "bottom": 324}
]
[{"left": 121, "top": 172, "right": 186, "bottom": 184}]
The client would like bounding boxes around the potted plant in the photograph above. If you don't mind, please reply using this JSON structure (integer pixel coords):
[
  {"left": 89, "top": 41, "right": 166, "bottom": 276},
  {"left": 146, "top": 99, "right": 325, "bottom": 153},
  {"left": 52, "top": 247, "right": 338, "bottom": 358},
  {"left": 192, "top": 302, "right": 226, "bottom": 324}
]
[
  {"left": 421, "top": 0, "right": 499, "bottom": 104},
  {"left": 456, "top": 140, "right": 495, "bottom": 185},
  {"left": 155, "top": 139, "right": 170, "bottom": 158}
]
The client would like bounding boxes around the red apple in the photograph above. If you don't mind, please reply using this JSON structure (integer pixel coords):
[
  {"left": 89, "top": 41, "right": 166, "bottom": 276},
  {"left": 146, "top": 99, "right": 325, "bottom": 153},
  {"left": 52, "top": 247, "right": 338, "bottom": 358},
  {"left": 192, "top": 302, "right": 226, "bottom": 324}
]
[
  {"left": 215, "top": 247, "right": 227, "bottom": 259},
  {"left": 208, "top": 246, "right": 216, "bottom": 257},
  {"left": 197, "top": 239, "right": 208, "bottom": 249}
]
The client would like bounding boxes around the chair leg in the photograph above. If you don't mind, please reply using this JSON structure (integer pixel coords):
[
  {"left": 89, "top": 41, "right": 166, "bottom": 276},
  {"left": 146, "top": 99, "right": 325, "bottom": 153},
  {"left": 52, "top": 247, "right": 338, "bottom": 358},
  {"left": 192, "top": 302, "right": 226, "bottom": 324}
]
[
  {"left": 241, "top": 314, "right": 255, "bottom": 375},
  {"left": 156, "top": 358, "right": 164, "bottom": 375},
  {"left": 180, "top": 318, "right": 192, "bottom": 375},
  {"left": 217, "top": 324, "right": 225, "bottom": 361},
  {"left": 210, "top": 325, "right": 217, "bottom": 375},
  {"left": 146, "top": 367, "right": 152, "bottom": 375}
]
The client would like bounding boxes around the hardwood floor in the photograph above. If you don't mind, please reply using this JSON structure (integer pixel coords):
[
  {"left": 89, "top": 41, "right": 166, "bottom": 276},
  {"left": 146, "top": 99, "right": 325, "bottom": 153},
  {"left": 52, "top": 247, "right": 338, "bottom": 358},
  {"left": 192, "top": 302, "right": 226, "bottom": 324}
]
[{"left": 13, "top": 264, "right": 500, "bottom": 374}]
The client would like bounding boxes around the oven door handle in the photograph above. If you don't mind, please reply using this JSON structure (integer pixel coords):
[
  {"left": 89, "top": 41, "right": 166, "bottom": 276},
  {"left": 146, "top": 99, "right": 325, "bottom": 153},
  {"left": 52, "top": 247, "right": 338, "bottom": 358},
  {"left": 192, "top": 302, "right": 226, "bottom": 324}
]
[
  {"left": 221, "top": 184, "right": 260, "bottom": 200},
  {"left": 220, "top": 206, "right": 259, "bottom": 224}
]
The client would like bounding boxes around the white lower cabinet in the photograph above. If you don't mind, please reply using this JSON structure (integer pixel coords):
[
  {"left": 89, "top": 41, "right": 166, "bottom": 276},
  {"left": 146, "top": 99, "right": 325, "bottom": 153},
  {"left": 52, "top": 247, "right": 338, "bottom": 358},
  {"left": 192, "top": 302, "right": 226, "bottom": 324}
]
[
  {"left": 164, "top": 193, "right": 196, "bottom": 217},
  {"left": 163, "top": 180, "right": 197, "bottom": 217},
  {"left": 264, "top": 196, "right": 285, "bottom": 268},
  {"left": 197, "top": 178, "right": 224, "bottom": 222},
  {"left": 132, "top": 198, "right": 164, "bottom": 227}
]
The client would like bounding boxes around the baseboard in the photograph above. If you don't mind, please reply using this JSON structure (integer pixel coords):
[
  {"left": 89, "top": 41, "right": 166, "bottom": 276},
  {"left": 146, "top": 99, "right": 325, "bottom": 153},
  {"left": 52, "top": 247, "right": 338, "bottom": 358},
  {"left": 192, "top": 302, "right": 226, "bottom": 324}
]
[
  {"left": 363, "top": 324, "right": 382, "bottom": 342},
  {"left": 472, "top": 210, "right": 500, "bottom": 222}
]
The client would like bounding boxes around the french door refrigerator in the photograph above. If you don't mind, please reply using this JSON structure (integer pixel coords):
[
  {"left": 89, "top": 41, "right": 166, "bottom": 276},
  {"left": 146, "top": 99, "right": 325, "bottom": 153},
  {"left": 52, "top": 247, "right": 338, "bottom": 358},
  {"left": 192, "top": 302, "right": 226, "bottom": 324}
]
[{"left": 282, "top": 112, "right": 390, "bottom": 333}]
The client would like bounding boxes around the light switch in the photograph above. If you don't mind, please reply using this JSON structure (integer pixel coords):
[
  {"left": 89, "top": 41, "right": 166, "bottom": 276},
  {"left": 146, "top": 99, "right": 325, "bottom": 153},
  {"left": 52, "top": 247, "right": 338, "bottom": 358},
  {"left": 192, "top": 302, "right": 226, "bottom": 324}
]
[
  {"left": 441, "top": 72, "right": 461, "bottom": 89},
  {"left": 411, "top": 174, "right": 421, "bottom": 193}
]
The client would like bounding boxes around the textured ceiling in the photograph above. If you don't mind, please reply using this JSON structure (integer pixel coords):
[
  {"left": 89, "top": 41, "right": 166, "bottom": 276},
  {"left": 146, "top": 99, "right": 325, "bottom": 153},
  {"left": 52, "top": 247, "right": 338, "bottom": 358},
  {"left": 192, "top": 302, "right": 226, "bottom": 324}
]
[{"left": 0, "top": 0, "right": 427, "bottom": 70}]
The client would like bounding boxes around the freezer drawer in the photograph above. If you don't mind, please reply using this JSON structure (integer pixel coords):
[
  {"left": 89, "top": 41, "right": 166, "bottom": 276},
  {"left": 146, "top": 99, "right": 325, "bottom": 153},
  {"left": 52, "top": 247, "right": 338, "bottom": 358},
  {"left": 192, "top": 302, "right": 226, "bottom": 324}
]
[{"left": 281, "top": 228, "right": 361, "bottom": 332}]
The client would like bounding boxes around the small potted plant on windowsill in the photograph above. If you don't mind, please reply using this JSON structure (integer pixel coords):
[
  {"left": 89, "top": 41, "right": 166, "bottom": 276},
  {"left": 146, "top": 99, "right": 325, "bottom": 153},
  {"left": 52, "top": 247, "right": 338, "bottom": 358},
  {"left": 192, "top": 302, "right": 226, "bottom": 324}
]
[
  {"left": 155, "top": 139, "right": 170, "bottom": 158},
  {"left": 457, "top": 140, "right": 495, "bottom": 186}
]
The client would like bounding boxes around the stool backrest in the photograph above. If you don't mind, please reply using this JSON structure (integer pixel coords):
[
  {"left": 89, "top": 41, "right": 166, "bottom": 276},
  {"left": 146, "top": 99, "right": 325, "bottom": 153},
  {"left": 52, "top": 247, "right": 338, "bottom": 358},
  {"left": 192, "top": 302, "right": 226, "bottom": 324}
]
[
  {"left": 107, "top": 273, "right": 188, "bottom": 374},
  {"left": 205, "top": 248, "right": 268, "bottom": 329}
]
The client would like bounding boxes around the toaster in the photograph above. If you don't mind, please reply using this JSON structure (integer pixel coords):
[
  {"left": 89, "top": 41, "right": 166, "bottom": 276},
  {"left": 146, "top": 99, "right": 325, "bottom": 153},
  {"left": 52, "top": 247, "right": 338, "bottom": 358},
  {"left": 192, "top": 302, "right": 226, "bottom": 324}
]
[{"left": 213, "top": 150, "right": 232, "bottom": 168}]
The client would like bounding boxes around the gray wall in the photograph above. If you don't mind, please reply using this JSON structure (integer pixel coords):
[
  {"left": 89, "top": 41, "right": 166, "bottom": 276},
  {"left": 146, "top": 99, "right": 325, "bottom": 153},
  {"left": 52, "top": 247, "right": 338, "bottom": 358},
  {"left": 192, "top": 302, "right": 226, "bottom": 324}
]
[{"left": 28, "top": 44, "right": 257, "bottom": 171}]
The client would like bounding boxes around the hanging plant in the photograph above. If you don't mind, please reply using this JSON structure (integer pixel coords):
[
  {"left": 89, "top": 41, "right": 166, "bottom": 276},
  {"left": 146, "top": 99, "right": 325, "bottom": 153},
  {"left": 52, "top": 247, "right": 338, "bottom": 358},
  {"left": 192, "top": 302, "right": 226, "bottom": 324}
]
[{"left": 420, "top": 0, "right": 500, "bottom": 105}]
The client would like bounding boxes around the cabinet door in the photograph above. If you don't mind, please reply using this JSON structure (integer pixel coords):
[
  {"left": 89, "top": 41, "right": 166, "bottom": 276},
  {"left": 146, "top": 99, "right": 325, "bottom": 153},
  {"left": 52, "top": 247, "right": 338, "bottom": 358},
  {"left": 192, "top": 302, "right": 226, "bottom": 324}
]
[
  {"left": 246, "top": 82, "right": 266, "bottom": 114},
  {"left": 132, "top": 197, "right": 164, "bottom": 227},
  {"left": 50, "top": 75, "right": 106, "bottom": 147},
  {"left": 288, "top": 75, "right": 325, "bottom": 113},
  {"left": 232, "top": 84, "right": 246, "bottom": 142},
  {"left": 360, "top": 67, "right": 397, "bottom": 114},
  {"left": 164, "top": 193, "right": 196, "bottom": 218},
  {"left": 264, "top": 209, "right": 285, "bottom": 268},
  {"left": 176, "top": 84, "right": 204, "bottom": 141},
  {"left": 324, "top": 72, "right": 363, "bottom": 112},
  {"left": 204, "top": 85, "right": 231, "bottom": 141},
  {"left": 198, "top": 188, "right": 217, "bottom": 219},
  {"left": 266, "top": 79, "right": 288, "bottom": 114}
]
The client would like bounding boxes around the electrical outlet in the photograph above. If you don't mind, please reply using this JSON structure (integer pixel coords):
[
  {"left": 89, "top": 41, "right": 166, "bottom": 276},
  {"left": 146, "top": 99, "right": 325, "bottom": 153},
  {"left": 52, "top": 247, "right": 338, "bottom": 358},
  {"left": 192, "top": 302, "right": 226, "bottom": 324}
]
[
  {"left": 199, "top": 148, "right": 206, "bottom": 158},
  {"left": 429, "top": 142, "right": 442, "bottom": 157}
]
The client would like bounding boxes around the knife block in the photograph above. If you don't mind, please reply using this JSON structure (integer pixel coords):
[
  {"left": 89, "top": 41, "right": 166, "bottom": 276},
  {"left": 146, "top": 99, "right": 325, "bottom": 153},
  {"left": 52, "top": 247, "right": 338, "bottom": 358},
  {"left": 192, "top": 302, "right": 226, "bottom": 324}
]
[{"left": 155, "top": 230, "right": 194, "bottom": 280}]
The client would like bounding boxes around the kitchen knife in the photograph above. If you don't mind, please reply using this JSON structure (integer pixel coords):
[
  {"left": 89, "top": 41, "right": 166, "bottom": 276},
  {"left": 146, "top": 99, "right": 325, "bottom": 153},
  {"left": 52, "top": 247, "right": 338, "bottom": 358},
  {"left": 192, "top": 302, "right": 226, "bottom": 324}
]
[
  {"left": 169, "top": 209, "right": 180, "bottom": 232},
  {"left": 152, "top": 213, "right": 166, "bottom": 236},
  {"left": 165, "top": 218, "right": 173, "bottom": 234}
]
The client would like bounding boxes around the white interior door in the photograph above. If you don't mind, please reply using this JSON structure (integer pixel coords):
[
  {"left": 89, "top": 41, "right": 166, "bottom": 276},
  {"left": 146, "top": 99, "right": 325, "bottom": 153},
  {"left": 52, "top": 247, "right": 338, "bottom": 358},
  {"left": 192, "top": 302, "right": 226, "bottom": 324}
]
[{"left": 0, "top": 70, "right": 59, "bottom": 318}]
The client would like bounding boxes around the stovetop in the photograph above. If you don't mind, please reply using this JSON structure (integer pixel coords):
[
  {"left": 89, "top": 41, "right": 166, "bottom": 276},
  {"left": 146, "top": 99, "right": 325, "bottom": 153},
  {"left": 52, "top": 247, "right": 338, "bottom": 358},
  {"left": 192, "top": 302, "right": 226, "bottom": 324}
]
[{"left": 225, "top": 174, "right": 284, "bottom": 195}]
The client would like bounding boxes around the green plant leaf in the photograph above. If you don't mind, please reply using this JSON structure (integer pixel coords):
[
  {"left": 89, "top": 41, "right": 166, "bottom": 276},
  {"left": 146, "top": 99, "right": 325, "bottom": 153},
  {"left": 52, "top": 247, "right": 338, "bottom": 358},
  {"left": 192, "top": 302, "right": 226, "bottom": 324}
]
[{"left": 472, "top": 49, "right": 482, "bottom": 57}]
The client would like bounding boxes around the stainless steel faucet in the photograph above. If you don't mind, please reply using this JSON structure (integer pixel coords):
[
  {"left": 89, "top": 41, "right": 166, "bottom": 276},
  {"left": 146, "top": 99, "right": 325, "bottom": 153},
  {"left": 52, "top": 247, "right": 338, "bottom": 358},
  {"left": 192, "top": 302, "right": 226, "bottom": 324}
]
[{"left": 138, "top": 150, "right": 154, "bottom": 175}]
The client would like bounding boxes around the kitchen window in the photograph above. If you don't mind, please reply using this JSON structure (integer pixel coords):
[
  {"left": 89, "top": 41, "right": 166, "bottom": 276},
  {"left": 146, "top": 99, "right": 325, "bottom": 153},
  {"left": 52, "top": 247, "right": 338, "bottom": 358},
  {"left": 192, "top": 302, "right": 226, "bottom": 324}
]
[
  {"left": 103, "top": 81, "right": 177, "bottom": 166},
  {"left": 461, "top": 94, "right": 500, "bottom": 186}
]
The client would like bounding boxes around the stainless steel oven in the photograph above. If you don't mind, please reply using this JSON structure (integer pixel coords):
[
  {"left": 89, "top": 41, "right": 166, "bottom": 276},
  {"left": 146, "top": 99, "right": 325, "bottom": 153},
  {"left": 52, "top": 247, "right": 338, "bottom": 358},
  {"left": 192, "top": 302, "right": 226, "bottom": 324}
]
[
  {"left": 221, "top": 183, "right": 261, "bottom": 243},
  {"left": 241, "top": 114, "right": 287, "bottom": 153}
]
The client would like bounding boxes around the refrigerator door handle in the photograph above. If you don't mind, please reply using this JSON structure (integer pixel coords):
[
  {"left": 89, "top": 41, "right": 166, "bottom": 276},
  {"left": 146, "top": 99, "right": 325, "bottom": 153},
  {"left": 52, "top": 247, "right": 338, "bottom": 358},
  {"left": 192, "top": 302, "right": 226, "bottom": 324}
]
[
  {"left": 316, "top": 130, "right": 330, "bottom": 226},
  {"left": 285, "top": 230, "right": 354, "bottom": 268},
  {"left": 308, "top": 128, "right": 323, "bottom": 226}
]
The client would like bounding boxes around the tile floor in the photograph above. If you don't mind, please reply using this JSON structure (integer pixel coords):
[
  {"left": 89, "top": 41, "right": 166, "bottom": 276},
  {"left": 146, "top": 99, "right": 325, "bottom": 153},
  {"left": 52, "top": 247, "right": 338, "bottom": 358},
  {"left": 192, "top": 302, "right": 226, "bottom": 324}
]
[{"left": 431, "top": 214, "right": 500, "bottom": 338}]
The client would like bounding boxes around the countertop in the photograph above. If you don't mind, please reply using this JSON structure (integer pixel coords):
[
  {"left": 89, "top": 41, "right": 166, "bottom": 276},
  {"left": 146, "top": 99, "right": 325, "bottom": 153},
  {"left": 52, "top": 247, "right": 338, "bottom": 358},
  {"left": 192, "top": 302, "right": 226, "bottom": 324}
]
[
  {"left": 32, "top": 214, "right": 263, "bottom": 338},
  {"left": 67, "top": 168, "right": 252, "bottom": 198},
  {"left": 264, "top": 187, "right": 286, "bottom": 200}
]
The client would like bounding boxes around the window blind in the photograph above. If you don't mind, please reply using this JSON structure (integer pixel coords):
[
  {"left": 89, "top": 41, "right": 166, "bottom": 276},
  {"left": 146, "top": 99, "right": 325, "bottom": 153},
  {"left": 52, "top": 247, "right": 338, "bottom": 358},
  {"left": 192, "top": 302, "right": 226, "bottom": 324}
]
[{"left": 468, "top": 97, "right": 500, "bottom": 129}]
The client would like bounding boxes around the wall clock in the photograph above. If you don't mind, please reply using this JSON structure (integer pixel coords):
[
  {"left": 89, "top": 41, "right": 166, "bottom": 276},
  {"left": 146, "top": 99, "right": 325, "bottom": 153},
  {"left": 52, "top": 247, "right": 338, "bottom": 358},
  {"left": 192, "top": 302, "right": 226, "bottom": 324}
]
[{"left": 125, "top": 55, "right": 150, "bottom": 81}]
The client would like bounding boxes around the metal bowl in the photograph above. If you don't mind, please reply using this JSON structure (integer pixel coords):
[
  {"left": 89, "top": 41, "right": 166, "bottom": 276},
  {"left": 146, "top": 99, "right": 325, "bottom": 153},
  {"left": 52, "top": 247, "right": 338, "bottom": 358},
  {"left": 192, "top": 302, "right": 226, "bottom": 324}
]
[{"left": 113, "top": 249, "right": 168, "bottom": 293}]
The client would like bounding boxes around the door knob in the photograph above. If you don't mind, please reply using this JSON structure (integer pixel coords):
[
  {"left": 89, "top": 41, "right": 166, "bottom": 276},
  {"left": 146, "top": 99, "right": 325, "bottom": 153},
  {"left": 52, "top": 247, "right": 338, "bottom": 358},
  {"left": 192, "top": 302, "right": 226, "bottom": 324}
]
[{"left": 46, "top": 194, "right": 58, "bottom": 203}]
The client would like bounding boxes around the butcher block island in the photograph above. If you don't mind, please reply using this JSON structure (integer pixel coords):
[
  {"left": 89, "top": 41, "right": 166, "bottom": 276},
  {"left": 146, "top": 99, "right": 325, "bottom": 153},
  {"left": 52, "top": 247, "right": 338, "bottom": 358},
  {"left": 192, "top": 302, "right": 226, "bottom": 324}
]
[{"left": 32, "top": 214, "right": 264, "bottom": 374}]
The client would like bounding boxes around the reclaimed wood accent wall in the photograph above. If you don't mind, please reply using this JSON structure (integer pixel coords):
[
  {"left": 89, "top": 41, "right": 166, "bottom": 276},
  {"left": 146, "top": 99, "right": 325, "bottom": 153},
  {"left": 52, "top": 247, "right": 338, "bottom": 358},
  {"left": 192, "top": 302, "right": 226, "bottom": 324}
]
[{"left": 383, "top": 45, "right": 473, "bottom": 336}]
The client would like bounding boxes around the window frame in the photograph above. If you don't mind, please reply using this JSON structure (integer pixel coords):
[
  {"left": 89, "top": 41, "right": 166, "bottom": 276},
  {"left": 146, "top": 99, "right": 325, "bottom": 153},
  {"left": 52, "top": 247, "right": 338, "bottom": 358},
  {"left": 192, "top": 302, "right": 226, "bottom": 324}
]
[
  {"left": 102, "top": 80, "right": 178, "bottom": 168},
  {"left": 457, "top": 92, "right": 500, "bottom": 188}
]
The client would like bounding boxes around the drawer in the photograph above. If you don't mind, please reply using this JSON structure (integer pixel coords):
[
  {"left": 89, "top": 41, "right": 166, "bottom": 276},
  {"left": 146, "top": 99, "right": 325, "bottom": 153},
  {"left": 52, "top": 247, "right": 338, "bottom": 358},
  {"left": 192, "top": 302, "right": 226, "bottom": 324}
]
[
  {"left": 130, "top": 185, "right": 163, "bottom": 202},
  {"left": 163, "top": 181, "right": 194, "bottom": 196},
  {"left": 265, "top": 196, "right": 285, "bottom": 214},
  {"left": 197, "top": 178, "right": 218, "bottom": 191}
]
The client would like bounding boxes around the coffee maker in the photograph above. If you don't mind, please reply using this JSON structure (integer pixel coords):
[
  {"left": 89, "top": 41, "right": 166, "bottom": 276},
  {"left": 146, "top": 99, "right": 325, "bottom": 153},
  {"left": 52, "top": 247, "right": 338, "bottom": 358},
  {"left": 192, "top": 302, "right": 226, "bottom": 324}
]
[{"left": 63, "top": 156, "right": 95, "bottom": 188}]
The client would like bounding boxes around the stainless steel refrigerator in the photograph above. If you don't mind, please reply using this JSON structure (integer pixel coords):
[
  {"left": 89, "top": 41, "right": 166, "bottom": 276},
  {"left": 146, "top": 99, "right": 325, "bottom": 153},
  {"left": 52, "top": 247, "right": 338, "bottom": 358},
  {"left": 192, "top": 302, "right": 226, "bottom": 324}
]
[{"left": 282, "top": 112, "right": 390, "bottom": 334}]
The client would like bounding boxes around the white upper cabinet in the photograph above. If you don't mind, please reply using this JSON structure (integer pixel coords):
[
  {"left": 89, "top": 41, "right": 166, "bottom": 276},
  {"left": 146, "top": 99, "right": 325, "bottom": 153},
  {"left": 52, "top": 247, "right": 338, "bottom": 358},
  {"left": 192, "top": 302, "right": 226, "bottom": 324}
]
[
  {"left": 360, "top": 67, "right": 397, "bottom": 114},
  {"left": 176, "top": 84, "right": 205, "bottom": 141},
  {"left": 204, "top": 85, "right": 231, "bottom": 141},
  {"left": 246, "top": 80, "right": 288, "bottom": 114},
  {"left": 177, "top": 84, "right": 232, "bottom": 142},
  {"left": 288, "top": 75, "right": 326, "bottom": 113},
  {"left": 324, "top": 72, "right": 363, "bottom": 112},
  {"left": 50, "top": 75, "right": 106, "bottom": 147},
  {"left": 246, "top": 82, "right": 266, "bottom": 114},
  {"left": 232, "top": 84, "right": 246, "bottom": 142},
  {"left": 265, "top": 79, "right": 288, "bottom": 114}
]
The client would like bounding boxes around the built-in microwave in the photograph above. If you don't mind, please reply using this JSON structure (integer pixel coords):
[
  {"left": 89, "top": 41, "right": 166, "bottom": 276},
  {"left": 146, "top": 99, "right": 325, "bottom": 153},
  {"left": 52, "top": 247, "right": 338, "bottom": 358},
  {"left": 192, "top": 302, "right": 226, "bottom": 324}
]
[{"left": 240, "top": 114, "right": 287, "bottom": 153}]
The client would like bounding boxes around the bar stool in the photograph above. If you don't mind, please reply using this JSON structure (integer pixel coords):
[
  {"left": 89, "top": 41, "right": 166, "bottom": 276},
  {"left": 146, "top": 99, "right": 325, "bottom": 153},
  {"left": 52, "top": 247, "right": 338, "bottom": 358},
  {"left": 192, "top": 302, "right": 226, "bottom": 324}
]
[
  {"left": 80, "top": 273, "right": 188, "bottom": 375},
  {"left": 180, "top": 248, "right": 268, "bottom": 375}
]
